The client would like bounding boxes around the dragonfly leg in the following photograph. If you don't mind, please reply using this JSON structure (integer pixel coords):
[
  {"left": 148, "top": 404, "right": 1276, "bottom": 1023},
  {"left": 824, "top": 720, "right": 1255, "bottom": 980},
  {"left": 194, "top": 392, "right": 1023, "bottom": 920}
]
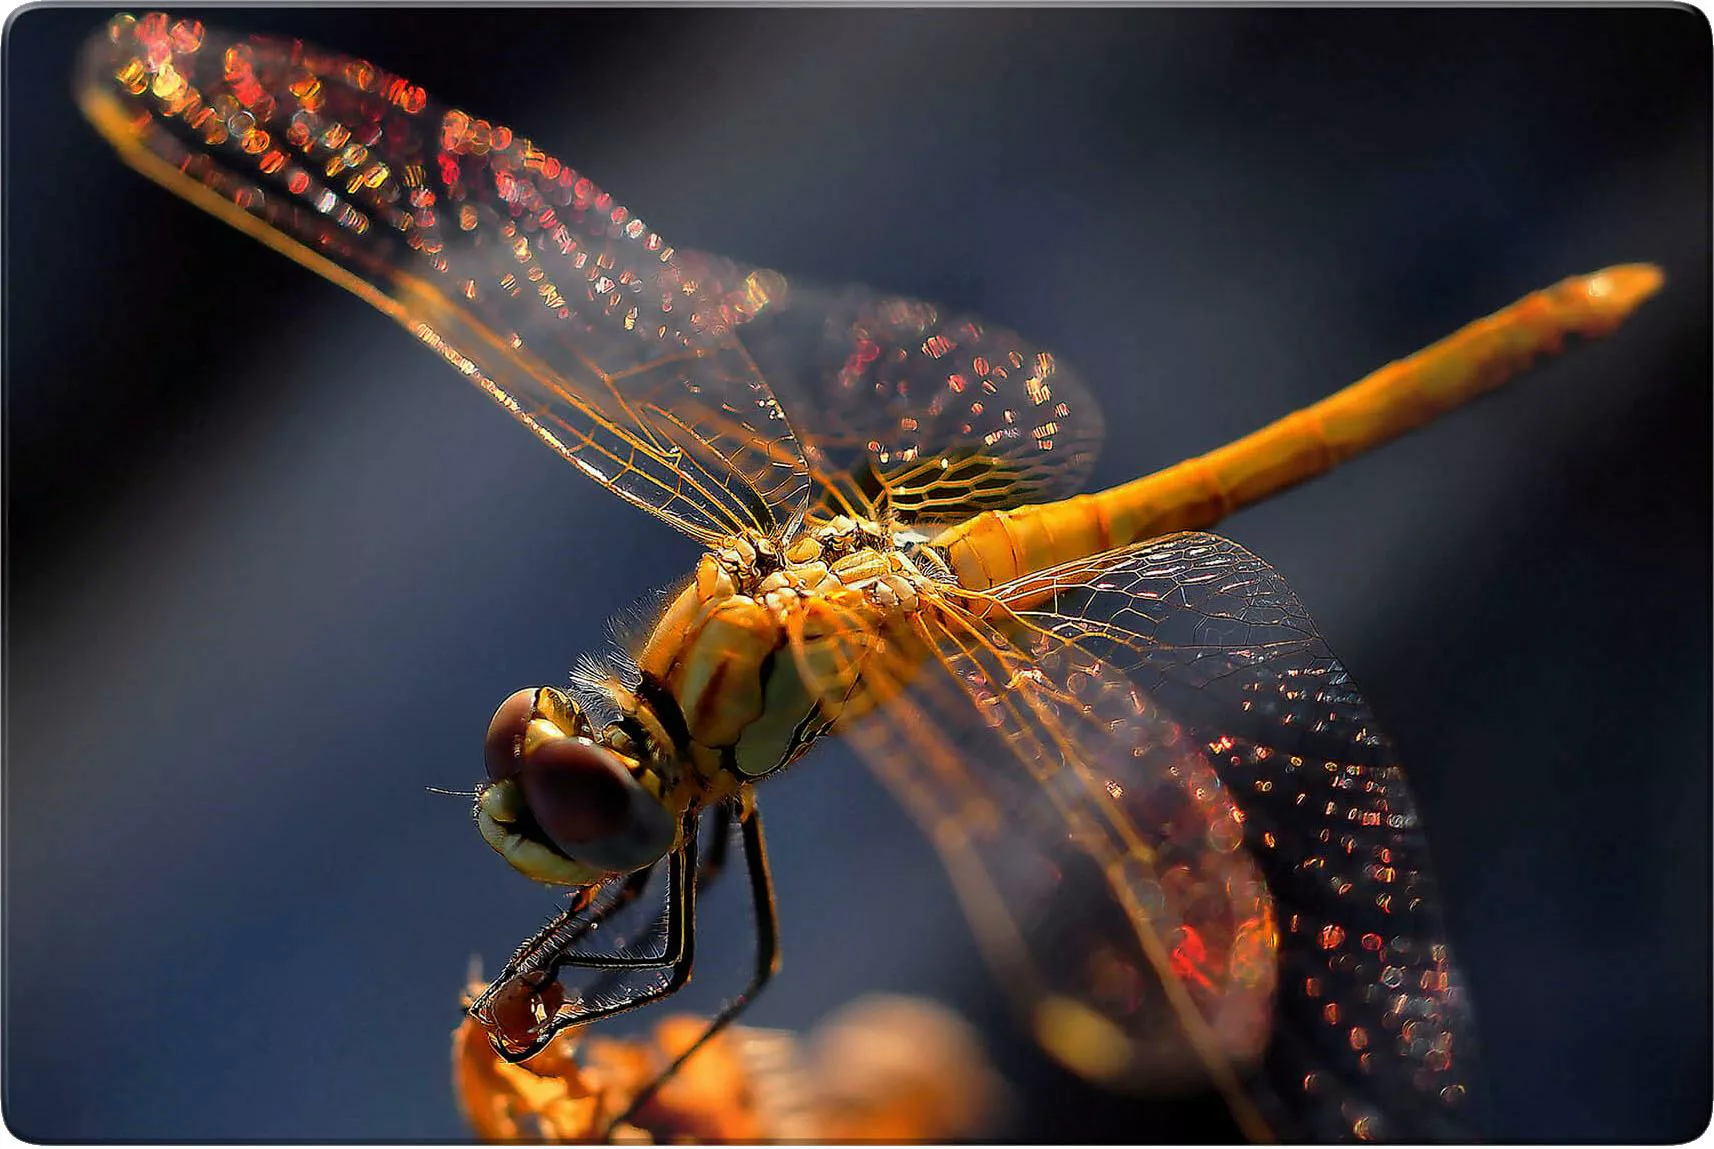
[
  {"left": 549, "top": 804, "right": 730, "bottom": 971},
  {"left": 601, "top": 797, "right": 781, "bottom": 1138},
  {"left": 476, "top": 804, "right": 741, "bottom": 1063},
  {"left": 478, "top": 823, "right": 698, "bottom": 1061},
  {"left": 557, "top": 864, "right": 657, "bottom": 949},
  {"left": 692, "top": 802, "right": 735, "bottom": 892}
]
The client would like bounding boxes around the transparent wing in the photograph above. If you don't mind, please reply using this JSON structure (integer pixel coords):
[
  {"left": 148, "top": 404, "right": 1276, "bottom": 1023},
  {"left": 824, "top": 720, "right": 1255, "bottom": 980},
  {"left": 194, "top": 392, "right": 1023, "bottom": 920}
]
[
  {"left": 737, "top": 280, "right": 1105, "bottom": 524},
  {"left": 787, "top": 588, "right": 1280, "bottom": 1140},
  {"left": 999, "top": 532, "right": 1479, "bottom": 1140},
  {"left": 78, "top": 13, "right": 809, "bottom": 543}
]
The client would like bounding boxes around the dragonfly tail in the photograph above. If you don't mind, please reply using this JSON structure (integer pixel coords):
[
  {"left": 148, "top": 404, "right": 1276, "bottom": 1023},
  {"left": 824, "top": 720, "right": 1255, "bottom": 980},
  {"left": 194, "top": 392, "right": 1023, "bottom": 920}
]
[{"left": 934, "top": 265, "right": 1663, "bottom": 592}]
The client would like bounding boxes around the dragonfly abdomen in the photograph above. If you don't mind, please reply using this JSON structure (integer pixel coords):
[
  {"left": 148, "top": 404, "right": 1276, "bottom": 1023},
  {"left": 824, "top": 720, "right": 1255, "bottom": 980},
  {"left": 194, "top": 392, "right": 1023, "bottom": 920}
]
[{"left": 932, "top": 264, "right": 1662, "bottom": 594}]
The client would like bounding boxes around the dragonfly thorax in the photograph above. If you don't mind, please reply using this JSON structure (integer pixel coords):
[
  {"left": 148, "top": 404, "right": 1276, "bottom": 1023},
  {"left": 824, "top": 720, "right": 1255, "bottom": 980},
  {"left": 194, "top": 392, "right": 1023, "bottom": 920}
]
[
  {"left": 633, "top": 517, "right": 940, "bottom": 792},
  {"left": 471, "top": 516, "right": 942, "bottom": 890}
]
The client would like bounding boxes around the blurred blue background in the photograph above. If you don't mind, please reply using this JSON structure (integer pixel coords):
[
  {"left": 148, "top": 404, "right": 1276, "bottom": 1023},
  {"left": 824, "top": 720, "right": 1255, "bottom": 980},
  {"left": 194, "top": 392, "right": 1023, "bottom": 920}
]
[{"left": 6, "top": 6, "right": 1708, "bottom": 1142}]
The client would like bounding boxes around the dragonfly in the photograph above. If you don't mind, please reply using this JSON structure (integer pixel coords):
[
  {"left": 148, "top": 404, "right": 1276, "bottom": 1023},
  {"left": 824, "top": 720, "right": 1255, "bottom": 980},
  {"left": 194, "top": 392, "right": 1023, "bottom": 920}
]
[{"left": 78, "top": 13, "right": 1661, "bottom": 1142}]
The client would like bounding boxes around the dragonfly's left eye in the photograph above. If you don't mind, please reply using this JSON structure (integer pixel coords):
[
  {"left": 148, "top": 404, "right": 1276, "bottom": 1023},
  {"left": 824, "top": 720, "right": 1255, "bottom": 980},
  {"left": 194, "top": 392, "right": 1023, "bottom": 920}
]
[
  {"left": 522, "top": 733, "right": 677, "bottom": 873},
  {"left": 519, "top": 735, "right": 637, "bottom": 851},
  {"left": 481, "top": 686, "right": 676, "bottom": 876}
]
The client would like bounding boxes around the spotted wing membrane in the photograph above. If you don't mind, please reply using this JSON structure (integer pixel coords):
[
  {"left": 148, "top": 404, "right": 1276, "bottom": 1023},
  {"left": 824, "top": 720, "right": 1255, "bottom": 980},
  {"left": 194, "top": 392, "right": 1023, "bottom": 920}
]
[
  {"left": 792, "top": 531, "right": 1478, "bottom": 1140},
  {"left": 81, "top": 13, "right": 1111, "bottom": 543},
  {"left": 732, "top": 280, "right": 1106, "bottom": 524},
  {"left": 78, "top": 13, "right": 810, "bottom": 543},
  {"left": 786, "top": 584, "right": 1283, "bottom": 1140},
  {"left": 999, "top": 532, "right": 1479, "bottom": 1140}
]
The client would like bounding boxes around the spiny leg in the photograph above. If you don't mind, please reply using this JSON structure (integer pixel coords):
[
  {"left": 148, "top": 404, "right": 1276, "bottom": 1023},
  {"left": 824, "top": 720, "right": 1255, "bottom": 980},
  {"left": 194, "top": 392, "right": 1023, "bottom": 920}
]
[
  {"left": 602, "top": 797, "right": 781, "bottom": 1137},
  {"left": 478, "top": 820, "right": 699, "bottom": 1060},
  {"left": 693, "top": 802, "right": 735, "bottom": 892},
  {"left": 474, "top": 805, "right": 740, "bottom": 1061},
  {"left": 549, "top": 803, "right": 731, "bottom": 971},
  {"left": 547, "top": 864, "right": 658, "bottom": 957}
]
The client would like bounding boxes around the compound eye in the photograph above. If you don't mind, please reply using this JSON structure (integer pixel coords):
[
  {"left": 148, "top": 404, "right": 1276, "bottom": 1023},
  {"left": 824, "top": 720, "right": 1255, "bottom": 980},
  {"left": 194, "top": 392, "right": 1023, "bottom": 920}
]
[
  {"left": 519, "top": 735, "right": 678, "bottom": 873},
  {"left": 483, "top": 688, "right": 539, "bottom": 783},
  {"left": 519, "top": 737, "right": 633, "bottom": 848},
  {"left": 485, "top": 686, "right": 595, "bottom": 783}
]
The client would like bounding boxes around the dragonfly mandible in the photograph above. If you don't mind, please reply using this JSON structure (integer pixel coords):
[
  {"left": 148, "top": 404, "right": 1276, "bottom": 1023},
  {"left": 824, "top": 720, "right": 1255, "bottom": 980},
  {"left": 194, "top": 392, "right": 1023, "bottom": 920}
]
[{"left": 78, "top": 13, "right": 1662, "bottom": 1142}]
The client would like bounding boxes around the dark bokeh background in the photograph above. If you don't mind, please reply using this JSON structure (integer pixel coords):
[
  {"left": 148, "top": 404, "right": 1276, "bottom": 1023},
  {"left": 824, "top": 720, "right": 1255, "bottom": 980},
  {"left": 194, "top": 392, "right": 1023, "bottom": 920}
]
[{"left": 6, "top": 6, "right": 1709, "bottom": 1142}]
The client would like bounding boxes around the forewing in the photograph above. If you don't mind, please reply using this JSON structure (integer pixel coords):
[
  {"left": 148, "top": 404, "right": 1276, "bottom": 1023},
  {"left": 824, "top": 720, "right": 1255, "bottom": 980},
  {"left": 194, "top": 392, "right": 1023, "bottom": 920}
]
[
  {"left": 732, "top": 280, "right": 1104, "bottom": 524},
  {"left": 79, "top": 13, "right": 809, "bottom": 543},
  {"left": 788, "top": 590, "right": 1279, "bottom": 1140},
  {"left": 1000, "top": 532, "right": 1479, "bottom": 1140}
]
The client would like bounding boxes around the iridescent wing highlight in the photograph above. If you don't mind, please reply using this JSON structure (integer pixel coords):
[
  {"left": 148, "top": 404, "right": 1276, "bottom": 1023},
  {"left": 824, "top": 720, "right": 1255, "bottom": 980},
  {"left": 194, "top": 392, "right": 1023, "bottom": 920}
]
[
  {"left": 786, "top": 586, "right": 1279, "bottom": 1140},
  {"left": 787, "top": 532, "right": 1478, "bottom": 1139},
  {"left": 1001, "top": 532, "right": 1479, "bottom": 1139},
  {"left": 735, "top": 280, "right": 1105, "bottom": 523},
  {"left": 78, "top": 14, "right": 810, "bottom": 543}
]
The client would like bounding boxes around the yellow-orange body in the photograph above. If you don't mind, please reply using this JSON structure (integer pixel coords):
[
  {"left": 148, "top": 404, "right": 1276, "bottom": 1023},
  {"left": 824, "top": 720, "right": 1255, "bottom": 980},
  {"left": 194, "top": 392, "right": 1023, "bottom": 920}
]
[
  {"left": 630, "top": 264, "right": 1662, "bottom": 816},
  {"left": 634, "top": 517, "right": 937, "bottom": 805},
  {"left": 74, "top": 17, "right": 1667, "bottom": 1134},
  {"left": 936, "top": 264, "right": 1662, "bottom": 592},
  {"left": 75, "top": 15, "right": 1663, "bottom": 848}
]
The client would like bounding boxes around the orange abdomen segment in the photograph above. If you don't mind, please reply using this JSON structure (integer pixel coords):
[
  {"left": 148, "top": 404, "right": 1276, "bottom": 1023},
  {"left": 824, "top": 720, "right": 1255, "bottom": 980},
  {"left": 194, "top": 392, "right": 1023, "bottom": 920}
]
[{"left": 934, "top": 264, "right": 1663, "bottom": 592}]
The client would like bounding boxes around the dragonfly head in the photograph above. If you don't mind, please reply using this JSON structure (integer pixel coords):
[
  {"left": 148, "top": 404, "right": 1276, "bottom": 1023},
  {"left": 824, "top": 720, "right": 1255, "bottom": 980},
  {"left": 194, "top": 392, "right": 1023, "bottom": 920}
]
[{"left": 474, "top": 686, "right": 680, "bottom": 885}]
